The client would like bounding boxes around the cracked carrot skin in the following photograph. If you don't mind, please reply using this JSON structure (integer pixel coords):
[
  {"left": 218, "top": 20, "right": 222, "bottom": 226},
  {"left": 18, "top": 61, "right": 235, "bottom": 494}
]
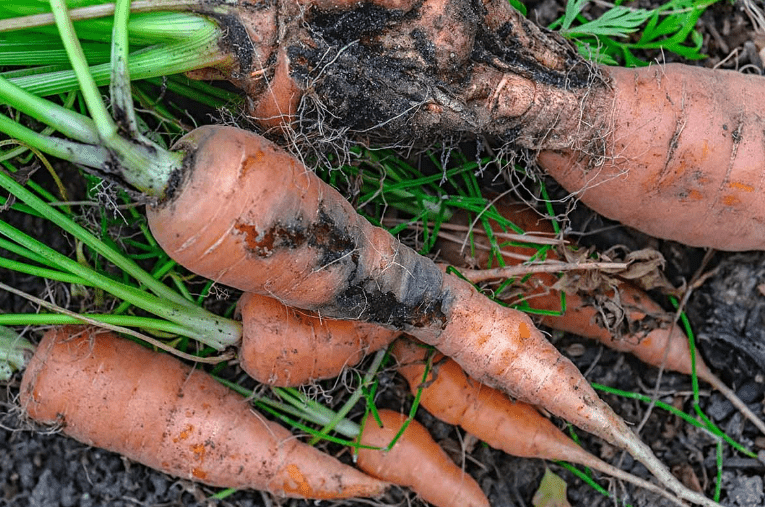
[
  {"left": 357, "top": 408, "right": 489, "bottom": 507},
  {"left": 19, "top": 326, "right": 388, "bottom": 500},
  {"left": 237, "top": 292, "right": 400, "bottom": 386}
]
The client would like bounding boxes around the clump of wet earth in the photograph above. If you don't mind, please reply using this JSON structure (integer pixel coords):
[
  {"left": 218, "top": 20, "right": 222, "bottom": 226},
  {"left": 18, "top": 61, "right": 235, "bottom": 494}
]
[{"left": 2, "top": 1, "right": 765, "bottom": 506}]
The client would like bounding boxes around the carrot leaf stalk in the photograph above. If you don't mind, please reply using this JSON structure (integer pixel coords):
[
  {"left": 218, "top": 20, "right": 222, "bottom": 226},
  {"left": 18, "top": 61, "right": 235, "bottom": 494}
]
[{"left": 49, "top": 0, "right": 182, "bottom": 198}]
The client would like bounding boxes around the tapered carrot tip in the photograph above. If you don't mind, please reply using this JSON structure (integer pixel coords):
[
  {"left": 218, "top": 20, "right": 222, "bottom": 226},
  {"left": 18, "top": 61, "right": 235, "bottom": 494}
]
[
  {"left": 357, "top": 409, "right": 490, "bottom": 507},
  {"left": 19, "top": 326, "right": 388, "bottom": 500}
]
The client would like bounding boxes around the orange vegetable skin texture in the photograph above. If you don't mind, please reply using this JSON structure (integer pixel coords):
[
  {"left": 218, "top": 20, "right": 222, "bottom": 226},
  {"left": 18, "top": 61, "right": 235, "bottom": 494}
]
[
  {"left": 437, "top": 202, "right": 713, "bottom": 379},
  {"left": 147, "top": 125, "right": 651, "bottom": 465},
  {"left": 538, "top": 64, "right": 765, "bottom": 251},
  {"left": 392, "top": 338, "right": 592, "bottom": 463},
  {"left": 19, "top": 326, "right": 387, "bottom": 500},
  {"left": 237, "top": 292, "right": 400, "bottom": 386},
  {"left": 357, "top": 409, "right": 489, "bottom": 507}
]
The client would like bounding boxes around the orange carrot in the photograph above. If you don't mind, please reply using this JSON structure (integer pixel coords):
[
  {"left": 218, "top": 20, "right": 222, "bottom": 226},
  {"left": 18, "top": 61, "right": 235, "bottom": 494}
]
[
  {"left": 436, "top": 200, "right": 765, "bottom": 435},
  {"left": 19, "top": 326, "right": 388, "bottom": 500},
  {"left": 237, "top": 292, "right": 399, "bottom": 386},
  {"left": 392, "top": 337, "right": 686, "bottom": 506},
  {"left": 356, "top": 408, "right": 489, "bottom": 507},
  {"left": 145, "top": 125, "right": 717, "bottom": 506},
  {"left": 536, "top": 64, "right": 765, "bottom": 252}
]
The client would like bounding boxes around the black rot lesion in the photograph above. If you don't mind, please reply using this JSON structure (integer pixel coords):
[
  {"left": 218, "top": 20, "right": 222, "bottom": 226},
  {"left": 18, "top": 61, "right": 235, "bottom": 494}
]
[
  {"left": 327, "top": 284, "right": 448, "bottom": 331},
  {"left": 233, "top": 206, "right": 357, "bottom": 265}
]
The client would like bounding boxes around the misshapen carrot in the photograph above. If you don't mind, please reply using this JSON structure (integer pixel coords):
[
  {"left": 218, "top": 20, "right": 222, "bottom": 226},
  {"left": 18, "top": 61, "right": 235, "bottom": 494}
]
[
  {"left": 237, "top": 292, "right": 399, "bottom": 386},
  {"left": 19, "top": 326, "right": 388, "bottom": 500},
  {"left": 147, "top": 125, "right": 718, "bottom": 506},
  {"left": 356, "top": 408, "right": 489, "bottom": 507},
  {"left": 391, "top": 337, "right": 685, "bottom": 506},
  {"left": 437, "top": 201, "right": 765, "bottom": 435}
]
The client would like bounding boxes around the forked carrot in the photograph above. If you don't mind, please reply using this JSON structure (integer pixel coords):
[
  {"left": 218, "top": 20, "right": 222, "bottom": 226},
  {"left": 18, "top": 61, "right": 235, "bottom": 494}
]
[{"left": 18, "top": 326, "right": 388, "bottom": 500}]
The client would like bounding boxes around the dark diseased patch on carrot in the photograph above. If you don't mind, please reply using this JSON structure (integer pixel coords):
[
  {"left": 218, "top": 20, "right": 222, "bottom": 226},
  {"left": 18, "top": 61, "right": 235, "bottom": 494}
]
[
  {"left": 214, "top": 13, "right": 255, "bottom": 75},
  {"left": 234, "top": 207, "right": 355, "bottom": 261},
  {"left": 284, "top": 0, "right": 603, "bottom": 148},
  {"left": 234, "top": 221, "right": 307, "bottom": 258},
  {"left": 234, "top": 198, "right": 448, "bottom": 329},
  {"left": 324, "top": 250, "right": 449, "bottom": 331},
  {"left": 330, "top": 283, "right": 447, "bottom": 330}
]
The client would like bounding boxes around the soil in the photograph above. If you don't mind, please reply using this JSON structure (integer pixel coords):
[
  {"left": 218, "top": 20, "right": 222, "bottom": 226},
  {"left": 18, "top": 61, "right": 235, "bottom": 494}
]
[{"left": 2, "top": 1, "right": 765, "bottom": 507}]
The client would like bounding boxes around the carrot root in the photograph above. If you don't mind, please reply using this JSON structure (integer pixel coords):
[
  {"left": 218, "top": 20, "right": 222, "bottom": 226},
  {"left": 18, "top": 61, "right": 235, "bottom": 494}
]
[
  {"left": 19, "top": 326, "right": 388, "bottom": 500},
  {"left": 356, "top": 408, "right": 490, "bottom": 507}
]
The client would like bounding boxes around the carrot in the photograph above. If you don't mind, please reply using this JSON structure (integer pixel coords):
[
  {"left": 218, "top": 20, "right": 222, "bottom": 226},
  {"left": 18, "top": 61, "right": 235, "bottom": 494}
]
[
  {"left": 391, "top": 337, "right": 688, "bottom": 506},
  {"left": 237, "top": 292, "right": 399, "bottom": 386},
  {"left": 18, "top": 325, "right": 388, "bottom": 500},
  {"left": 208, "top": 0, "right": 765, "bottom": 251},
  {"left": 356, "top": 408, "right": 489, "bottom": 507},
  {"left": 436, "top": 200, "right": 765, "bottom": 436},
  {"left": 536, "top": 64, "right": 765, "bottom": 252},
  {"left": 141, "top": 125, "right": 717, "bottom": 506}
]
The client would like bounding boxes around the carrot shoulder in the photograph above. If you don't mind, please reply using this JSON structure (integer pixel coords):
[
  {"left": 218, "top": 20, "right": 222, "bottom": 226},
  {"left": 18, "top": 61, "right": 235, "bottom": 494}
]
[
  {"left": 357, "top": 408, "right": 489, "bottom": 507},
  {"left": 19, "top": 326, "right": 387, "bottom": 500}
]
